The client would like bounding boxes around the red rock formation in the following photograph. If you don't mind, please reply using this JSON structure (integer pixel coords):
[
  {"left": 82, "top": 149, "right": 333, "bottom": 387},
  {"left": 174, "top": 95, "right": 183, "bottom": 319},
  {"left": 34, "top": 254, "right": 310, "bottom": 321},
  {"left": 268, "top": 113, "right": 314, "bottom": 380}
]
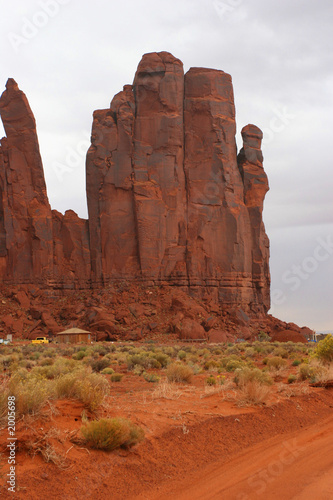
[
  {"left": 184, "top": 68, "right": 255, "bottom": 308},
  {"left": 52, "top": 210, "right": 91, "bottom": 287},
  {"left": 86, "top": 52, "right": 270, "bottom": 314},
  {"left": 86, "top": 85, "right": 138, "bottom": 284},
  {"left": 132, "top": 52, "right": 187, "bottom": 281},
  {"left": 237, "top": 124, "right": 270, "bottom": 310},
  {"left": 0, "top": 79, "right": 53, "bottom": 283},
  {"left": 0, "top": 53, "right": 271, "bottom": 317},
  {"left": 0, "top": 80, "right": 90, "bottom": 288}
]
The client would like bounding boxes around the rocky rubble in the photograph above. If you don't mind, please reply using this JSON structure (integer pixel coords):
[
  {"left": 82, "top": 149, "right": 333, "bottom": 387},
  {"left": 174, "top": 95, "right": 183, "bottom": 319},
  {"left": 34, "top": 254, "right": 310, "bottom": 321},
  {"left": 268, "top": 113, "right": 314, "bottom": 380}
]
[{"left": 0, "top": 283, "right": 303, "bottom": 342}]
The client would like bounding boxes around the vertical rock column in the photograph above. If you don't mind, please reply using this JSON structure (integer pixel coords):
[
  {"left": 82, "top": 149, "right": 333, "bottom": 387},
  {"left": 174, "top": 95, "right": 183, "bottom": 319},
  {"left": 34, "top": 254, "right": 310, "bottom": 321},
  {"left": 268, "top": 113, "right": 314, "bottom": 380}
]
[
  {"left": 184, "top": 68, "right": 252, "bottom": 304},
  {"left": 0, "top": 79, "right": 53, "bottom": 283},
  {"left": 86, "top": 85, "right": 139, "bottom": 284},
  {"left": 132, "top": 52, "right": 187, "bottom": 281},
  {"left": 237, "top": 124, "right": 270, "bottom": 312}
]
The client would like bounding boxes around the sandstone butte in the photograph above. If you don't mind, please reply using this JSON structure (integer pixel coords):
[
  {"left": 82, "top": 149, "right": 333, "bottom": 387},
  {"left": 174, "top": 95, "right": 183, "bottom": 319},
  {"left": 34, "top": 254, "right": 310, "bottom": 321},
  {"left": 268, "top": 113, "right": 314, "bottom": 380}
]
[{"left": 0, "top": 51, "right": 272, "bottom": 327}]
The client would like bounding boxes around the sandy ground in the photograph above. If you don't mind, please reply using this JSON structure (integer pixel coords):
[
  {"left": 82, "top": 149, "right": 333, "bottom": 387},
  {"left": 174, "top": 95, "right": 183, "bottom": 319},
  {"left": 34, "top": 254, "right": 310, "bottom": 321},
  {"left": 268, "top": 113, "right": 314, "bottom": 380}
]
[
  {"left": 155, "top": 414, "right": 333, "bottom": 500},
  {"left": 1, "top": 377, "right": 332, "bottom": 500}
]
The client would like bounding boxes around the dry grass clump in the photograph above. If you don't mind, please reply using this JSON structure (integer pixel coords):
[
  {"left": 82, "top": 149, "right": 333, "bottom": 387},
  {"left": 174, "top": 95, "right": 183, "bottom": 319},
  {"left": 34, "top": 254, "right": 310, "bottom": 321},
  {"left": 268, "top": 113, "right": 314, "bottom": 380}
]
[
  {"left": 234, "top": 367, "right": 272, "bottom": 406},
  {"left": 89, "top": 357, "right": 110, "bottom": 373},
  {"left": 266, "top": 356, "right": 288, "bottom": 375},
  {"left": 277, "top": 382, "right": 309, "bottom": 398},
  {"left": 127, "top": 353, "right": 161, "bottom": 371},
  {"left": 166, "top": 363, "right": 193, "bottom": 383},
  {"left": 55, "top": 368, "right": 109, "bottom": 411},
  {"left": 203, "top": 359, "right": 220, "bottom": 372},
  {"left": 26, "top": 428, "right": 68, "bottom": 469},
  {"left": 236, "top": 380, "right": 272, "bottom": 406},
  {"left": 234, "top": 367, "right": 273, "bottom": 387},
  {"left": 31, "top": 357, "right": 77, "bottom": 379},
  {"left": 81, "top": 417, "right": 144, "bottom": 451},
  {"left": 298, "top": 359, "right": 333, "bottom": 385},
  {"left": 0, "top": 378, "right": 10, "bottom": 426},
  {"left": 10, "top": 378, "right": 52, "bottom": 416},
  {"left": 110, "top": 373, "right": 123, "bottom": 382},
  {"left": 151, "top": 379, "right": 183, "bottom": 400},
  {"left": 310, "top": 363, "right": 333, "bottom": 386}
]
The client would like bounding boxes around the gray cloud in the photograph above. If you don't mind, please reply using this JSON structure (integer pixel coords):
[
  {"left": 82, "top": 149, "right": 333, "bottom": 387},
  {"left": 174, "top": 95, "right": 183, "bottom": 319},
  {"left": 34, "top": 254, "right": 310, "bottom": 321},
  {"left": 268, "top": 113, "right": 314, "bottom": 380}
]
[{"left": 0, "top": 0, "right": 332, "bottom": 330}]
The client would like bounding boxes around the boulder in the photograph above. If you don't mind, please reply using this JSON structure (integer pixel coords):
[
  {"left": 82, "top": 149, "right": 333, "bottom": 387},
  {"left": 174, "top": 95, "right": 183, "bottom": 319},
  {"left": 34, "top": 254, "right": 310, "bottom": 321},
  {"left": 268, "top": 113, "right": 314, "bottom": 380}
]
[
  {"left": 178, "top": 318, "right": 206, "bottom": 340},
  {"left": 271, "top": 329, "right": 307, "bottom": 344},
  {"left": 208, "top": 330, "right": 228, "bottom": 344}
]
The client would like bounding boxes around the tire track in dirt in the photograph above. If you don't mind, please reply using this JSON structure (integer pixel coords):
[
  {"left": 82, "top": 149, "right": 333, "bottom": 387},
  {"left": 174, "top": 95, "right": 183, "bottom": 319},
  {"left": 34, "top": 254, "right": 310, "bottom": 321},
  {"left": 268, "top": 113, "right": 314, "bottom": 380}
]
[{"left": 156, "top": 414, "right": 333, "bottom": 500}]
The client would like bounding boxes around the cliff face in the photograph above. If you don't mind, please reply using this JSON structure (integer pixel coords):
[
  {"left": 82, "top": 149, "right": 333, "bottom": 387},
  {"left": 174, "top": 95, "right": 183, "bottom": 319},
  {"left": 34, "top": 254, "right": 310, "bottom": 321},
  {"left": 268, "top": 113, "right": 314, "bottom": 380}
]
[
  {"left": 0, "top": 52, "right": 270, "bottom": 315},
  {"left": 86, "top": 52, "right": 270, "bottom": 313},
  {"left": 0, "top": 79, "right": 90, "bottom": 287}
]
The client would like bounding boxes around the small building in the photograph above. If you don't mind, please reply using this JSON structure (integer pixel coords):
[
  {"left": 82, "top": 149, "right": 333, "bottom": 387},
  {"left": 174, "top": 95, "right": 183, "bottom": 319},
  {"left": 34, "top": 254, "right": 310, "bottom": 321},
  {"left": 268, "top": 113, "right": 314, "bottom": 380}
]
[{"left": 56, "top": 328, "right": 93, "bottom": 344}]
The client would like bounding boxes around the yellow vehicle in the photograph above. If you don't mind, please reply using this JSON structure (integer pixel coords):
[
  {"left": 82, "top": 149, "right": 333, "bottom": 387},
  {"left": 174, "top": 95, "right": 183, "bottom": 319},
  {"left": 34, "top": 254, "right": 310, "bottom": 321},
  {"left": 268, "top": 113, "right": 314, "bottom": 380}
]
[{"left": 31, "top": 337, "right": 49, "bottom": 344}]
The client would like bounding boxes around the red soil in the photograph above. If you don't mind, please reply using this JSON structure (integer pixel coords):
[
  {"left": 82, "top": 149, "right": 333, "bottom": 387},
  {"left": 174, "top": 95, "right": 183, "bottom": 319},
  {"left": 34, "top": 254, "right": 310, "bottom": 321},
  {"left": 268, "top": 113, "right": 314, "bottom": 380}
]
[{"left": 0, "top": 374, "right": 332, "bottom": 500}]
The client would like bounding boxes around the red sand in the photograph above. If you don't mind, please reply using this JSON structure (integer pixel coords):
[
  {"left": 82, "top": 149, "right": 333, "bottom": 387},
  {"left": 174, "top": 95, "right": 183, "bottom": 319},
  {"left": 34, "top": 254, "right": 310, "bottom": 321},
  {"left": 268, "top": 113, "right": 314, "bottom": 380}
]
[{"left": 0, "top": 375, "right": 332, "bottom": 499}]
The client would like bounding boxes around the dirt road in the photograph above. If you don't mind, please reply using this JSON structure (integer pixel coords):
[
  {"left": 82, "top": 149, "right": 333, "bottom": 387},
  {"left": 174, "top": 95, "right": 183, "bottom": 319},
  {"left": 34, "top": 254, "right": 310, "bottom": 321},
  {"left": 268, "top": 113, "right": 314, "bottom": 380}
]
[{"left": 157, "top": 415, "right": 333, "bottom": 500}]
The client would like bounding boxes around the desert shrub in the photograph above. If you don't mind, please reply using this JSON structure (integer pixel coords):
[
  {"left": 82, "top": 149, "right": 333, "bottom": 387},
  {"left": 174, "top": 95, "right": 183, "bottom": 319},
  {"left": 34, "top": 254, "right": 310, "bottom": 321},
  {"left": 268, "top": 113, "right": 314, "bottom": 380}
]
[
  {"left": 0, "top": 379, "right": 10, "bottom": 423},
  {"left": 19, "top": 360, "right": 35, "bottom": 370},
  {"left": 0, "top": 356, "right": 13, "bottom": 370},
  {"left": 203, "top": 359, "right": 220, "bottom": 371},
  {"left": 132, "top": 365, "right": 145, "bottom": 376},
  {"left": 143, "top": 372, "right": 160, "bottom": 383},
  {"left": 244, "top": 347, "right": 256, "bottom": 358},
  {"left": 151, "top": 352, "right": 169, "bottom": 368},
  {"left": 110, "top": 373, "right": 123, "bottom": 382},
  {"left": 225, "top": 359, "right": 244, "bottom": 372},
  {"left": 292, "top": 359, "right": 301, "bottom": 366},
  {"left": 162, "top": 346, "right": 175, "bottom": 357},
  {"left": 30, "top": 352, "right": 41, "bottom": 361},
  {"left": 206, "top": 376, "right": 216, "bottom": 386},
  {"left": 288, "top": 375, "right": 297, "bottom": 384},
  {"left": 197, "top": 349, "right": 210, "bottom": 359},
  {"left": 273, "top": 347, "right": 289, "bottom": 359},
  {"left": 258, "top": 331, "right": 271, "bottom": 342},
  {"left": 261, "top": 344, "right": 275, "bottom": 354},
  {"left": 216, "top": 375, "right": 226, "bottom": 385},
  {"left": 309, "top": 363, "right": 333, "bottom": 385},
  {"left": 9, "top": 377, "right": 52, "bottom": 416},
  {"left": 211, "top": 348, "right": 222, "bottom": 355},
  {"left": 61, "top": 347, "right": 75, "bottom": 356},
  {"left": 126, "top": 353, "right": 160, "bottom": 370},
  {"left": 226, "top": 346, "right": 239, "bottom": 355},
  {"left": 55, "top": 368, "right": 109, "bottom": 411},
  {"left": 298, "top": 363, "right": 316, "bottom": 381},
  {"left": 101, "top": 367, "right": 115, "bottom": 375},
  {"left": 91, "top": 345, "right": 108, "bottom": 356},
  {"left": 234, "top": 367, "right": 273, "bottom": 387},
  {"left": 81, "top": 417, "right": 144, "bottom": 451},
  {"left": 266, "top": 357, "right": 288, "bottom": 371},
  {"left": 177, "top": 350, "right": 187, "bottom": 360},
  {"left": 187, "top": 362, "right": 201, "bottom": 375},
  {"left": 90, "top": 357, "right": 110, "bottom": 373},
  {"left": 166, "top": 363, "right": 193, "bottom": 383},
  {"left": 236, "top": 380, "right": 271, "bottom": 406},
  {"left": 313, "top": 334, "right": 333, "bottom": 363},
  {"left": 38, "top": 357, "right": 54, "bottom": 367},
  {"left": 72, "top": 350, "right": 87, "bottom": 361},
  {"left": 31, "top": 357, "right": 77, "bottom": 379}
]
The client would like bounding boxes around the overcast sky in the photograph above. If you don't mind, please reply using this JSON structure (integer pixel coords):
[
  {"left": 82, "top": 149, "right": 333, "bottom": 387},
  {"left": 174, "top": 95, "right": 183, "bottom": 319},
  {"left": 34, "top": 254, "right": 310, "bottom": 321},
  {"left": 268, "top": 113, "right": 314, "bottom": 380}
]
[{"left": 0, "top": 0, "right": 332, "bottom": 331}]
